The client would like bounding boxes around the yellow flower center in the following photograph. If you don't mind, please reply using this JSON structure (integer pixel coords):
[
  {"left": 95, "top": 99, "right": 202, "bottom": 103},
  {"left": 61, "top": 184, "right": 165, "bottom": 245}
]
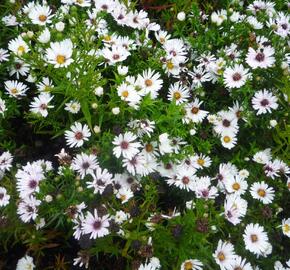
[
  {"left": 159, "top": 37, "right": 165, "bottom": 44},
  {"left": 120, "top": 194, "right": 126, "bottom": 201},
  {"left": 104, "top": 35, "right": 111, "bottom": 42},
  {"left": 232, "top": 182, "right": 240, "bottom": 191},
  {"left": 257, "top": 188, "right": 266, "bottom": 197},
  {"left": 197, "top": 158, "right": 205, "bottom": 166},
  {"left": 44, "top": 85, "right": 51, "bottom": 92},
  {"left": 174, "top": 92, "right": 181, "bottom": 100},
  {"left": 145, "top": 79, "right": 153, "bottom": 87},
  {"left": 283, "top": 224, "right": 290, "bottom": 233},
  {"left": 17, "top": 46, "right": 25, "bottom": 54},
  {"left": 121, "top": 90, "right": 129, "bottom": 98},
  {"left": 38, "top": 14, "right": 47, "bottom": 22},
  {"left": 217, "top": 252, "right": 225, "bottom": 261},
  {"left": 166, "top": 61, "right": 174, "bottom": 70},
  {"left": 11, "top": 88, "right": 18, "bottom": 94},
  {"left": 223, "top": 136, "right": 231, "bottom": 143},
  {"left": 56, "top": 55, "right": 66, "bottom": 64},
  {"left": 184, "top": 261, "right": 193, "bottom": 270}
]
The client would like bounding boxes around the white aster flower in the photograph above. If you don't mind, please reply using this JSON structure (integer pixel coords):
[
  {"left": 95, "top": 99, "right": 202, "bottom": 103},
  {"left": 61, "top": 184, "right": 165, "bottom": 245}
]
[
  {"left": 243, "top": 223, "right": 271, "bottom": 256},
  {"left": 250, "top": 181, "right": 275, "bottom": 204},
  {"left": 213, "top": 240, "right": 237, "bottom": 270},
  {"left": 282, "top": 218, "right": 290, "bottom": 237},
  {"left": 16, "top": 255, "right": 35, "bottom": 270},
  {"left": 180, "top": 259, "right": 203, "bottom": 270},
  {"left": 65, "top": 122, "right": 91, "bottom": 148},
  {"left": 252, "top": 89, "right": 278, "bottom": 115},
  {"left": 71, "top": 153, "right": 99, "bottom": 178},
  {"left": 246, "top": 47, "right": 275, "bottom": 69},
  {"left": 30, "top": 93, "right": 54, "bottom": 117},
  {"left": 46, "top": 39, "right": 74, "bottom": 68},
  {"left": 4, "top": 80, "right": 28, "bottom": 98},
  {"left": 28, "top": 4, "right": 54, "bottom": 25},
  {"left": 82, "top": 209, "right": 110, "bottom": 239},
  {"left": 0, "top": 187, "right": 10, "bottom": 207},
  {"left": 223, "top": 64, "right": 250, "bottom": 88},
  {"left": 8, "top": 36, "right": 30, "bottom": 56},
  {"left": 112, "top": 132, "right": 141, "bottom": 159}
]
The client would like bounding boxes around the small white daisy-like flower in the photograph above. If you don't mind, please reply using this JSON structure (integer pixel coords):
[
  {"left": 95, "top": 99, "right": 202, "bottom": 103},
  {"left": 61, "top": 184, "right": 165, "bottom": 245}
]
[
  {"left": 4, "top": 80, "right": 28, "bottom": 98},
  {"left": 246, "top": 47, "right": 275, "bottom": 69},
  {"left": 15, "top": 162, "right": 44, "bottom": 199},
  {"left": 8, "top": 36, "right": 30, "bottom": 56},
  {"left": 122, "top": 153, "right": 146, "bottom": 176},
  {"left": 28, "top": 4, "right": 54, "bottom": 25},
  {"left": 137, "top": 68, "right": 163, "bottom": 99},
  {"left": 30, "top": 93, "right": 54, "bottom": 117},
  {"left": 173, "top": 165, "right": 196, "bottom": 191},
  {"left": 189, "top": 66, "right": 211, "bottom": 88},
  {"left": 167, "top": 82, "right": 190, "bottom": 105},
  {"left": 229, "top": 256, "right": 253, "bottom": 270},
  {"left": 46, "top": 39, "right": 74, "bottom": 68},
  {"left": 214, "top": 110, "right": 239, "bottom": 135},
  {"left": 158, "top": 133, "right": 174, "bottom": 155},
  {"left": 253, "top": 148, "right": 272, "bottom": 164},
  {"left": 71, "top": 153, "right": 99, "bottom": 178},
  {"left": 224, "top": 175, "right": 248, "bottom": 195},
  {"left": 274, "top": 12, "right": 290, "bottom": 38},
  {"left": 112, "top": 132, "right": 141, "bottom": 160},
  {"left": 243, "top": 223, "right": 270, "bottom": 256},
  {"left": 65, "top": 122, "right": 91, "bottom": 148},
  {"left": 213, "top": 240, "right": 237, "bottom": 270},
  {"left": 282, "top": 218, "right": 290, "bottom": 237},
  {"left": 86, "top": 167, "right": 113, "bottom": 194},
  {"left": 163, "top": 38, "right": 187, "bottom": 64},
  {"left": 73, "top": 251, "right": 90, "bottom": 269},
  {"left": 16, "top": 255, "right": 35, "bottom": 270},
  {"left": 223, "top": 64, "right": 250, "bottom": 88},
  {"left": 38, "top": 28, "right": 51, "bottom": 44},
  {"left": 36, "top": 77, "right": 54, "bottom": 92},
  {"left": 101, "top": 45, "right": 130, "bottom": 65},
  {"left": 116, "top": 187, "right": 134, "bottom": 204},
  {"left": 128, "top": 119, "right": 155, "bottom": 138},
  {"left": 82, "top": 209, "right": 110, "bottom": 239},
  {"left": 250, "top": 181, "right": 275, "bottom": 204},
  {"left": 252, "top": 89, "right": 278, "bottom": 115},
  {"left": 17, "top": 196, "right": 41, "bottom": 223},
  {"left": 224, "top": 194, "right": 248, "bottom": 225},
  {"left": 0, "top": 98, "right": 6, "bottom": 116},
  {"left": 195, "top": 176, "right": 218, "bottom": 200},
  {"left": 0, "top": 151, "right": 13, "bottom": 172},
  {"left": 155, "top": 30, "right": 171, "bottom": 44},
  {"left": 113, "top": 210, "right": 129, "bottom": 224},
  {"left": 220, "top": 131, "right": 237, "bottom": 149},
  {"left": 117, "top": 82, "right": 141, "bottom": 109},
  {"left": 9, "top": 59, "right": 30, "bottom": 79},
  {"left": 264, "top": 160, "right": 280, "bottom": 179},
  {"left": 192, "top": 154, "right": 212, "bottom": 169},
  {"left": 0, "top": 187, "right": 10, "bottom": 207},
  {"left": 180, "top": 259, "right": 203, "bottom": 270},
  {"left": 184, "top": 99, "right": 209, "bottom": 124},
  {"left": 0, "top": 48, "right": 9, "bottom": 62},
  {"left": 65, "top": 100, "right": 81, "bottom": 114}
]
